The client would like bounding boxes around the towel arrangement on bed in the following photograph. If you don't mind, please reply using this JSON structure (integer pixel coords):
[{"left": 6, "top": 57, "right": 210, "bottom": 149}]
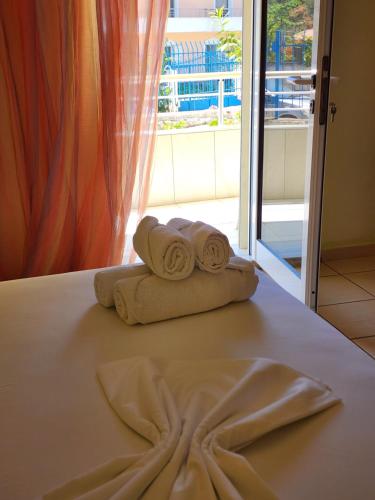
[
  {"left": 44, "top": 356, "right": 340, "bottom": 500},
  {"left": 94, "top": 216, "right": 258, "bottom": 325}
]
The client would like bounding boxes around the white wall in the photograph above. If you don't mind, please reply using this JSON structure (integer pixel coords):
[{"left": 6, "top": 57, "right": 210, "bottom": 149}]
[
  {"left": 321, "top": 0, "right": 375, "bottom": 250},
  {"left": 147, "top": 126, "right": 307, "bottom": 206}
]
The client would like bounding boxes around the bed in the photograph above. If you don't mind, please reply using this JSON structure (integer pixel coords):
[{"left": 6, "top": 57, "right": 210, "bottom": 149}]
[{"left": 1, "top": 268, "right": 374, "bottom": 499}]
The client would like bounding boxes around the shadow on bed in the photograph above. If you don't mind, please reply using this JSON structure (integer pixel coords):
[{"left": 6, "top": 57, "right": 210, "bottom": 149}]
[
  {"left": 243, "top": 401, "right": 342, "bottom": 487},
  {"left": 65, "top": 299, "right": 268, "bottom": 363}
]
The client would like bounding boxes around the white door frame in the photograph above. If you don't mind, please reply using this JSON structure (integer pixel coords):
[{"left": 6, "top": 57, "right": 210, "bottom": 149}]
[
  {"left": 303, "top": 0, "right": 334, "bottom": 308},
  {"left": 238, "top": 0, "right": 254, "bottom": 251}
]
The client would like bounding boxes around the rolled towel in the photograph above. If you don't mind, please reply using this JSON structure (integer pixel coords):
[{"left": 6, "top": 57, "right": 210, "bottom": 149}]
[
  {"left": 94, "top": 263, "right": 149, "bottom": 307},
  {"left": 133, "top": 216, "right": 195, "bottom": 281},
  {"left": 113, "top": 256, "right": 258, "bottom": 325},
  {"left": 167, "top": 218, "right": 231, "bottom": 273},
  {"left": 226, "top": 255, "right": 255, "bottom": 272}
]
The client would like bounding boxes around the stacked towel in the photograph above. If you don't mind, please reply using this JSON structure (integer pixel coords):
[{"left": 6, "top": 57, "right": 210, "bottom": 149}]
[
  {"left": 94, "top": 263, "right": 149, "bottom": 307},
  {"left": 133, "top": 216, "right": 195, "bottom": 281},
  {"left": 113, "top": 257, "right": 258, "bottom": 325},
  {"left": 94, "top": 216, "right": 259, "bottom": 324},
  {"left": 168, "top": 217, "right": 231, "bottom": 273}
]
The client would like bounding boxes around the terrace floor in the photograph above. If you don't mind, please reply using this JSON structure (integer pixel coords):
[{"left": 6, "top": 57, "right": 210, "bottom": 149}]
[{"left": 125, "top": 197, "right": 304, "bottom": 259}]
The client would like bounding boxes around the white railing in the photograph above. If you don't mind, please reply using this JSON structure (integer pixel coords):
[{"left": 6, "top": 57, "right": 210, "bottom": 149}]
[
  {"left": 159, "top": 70, "right": 313, "bottom": 126},
  {"left": 169, "top": 8, "right": 243, "bottom": 18}
]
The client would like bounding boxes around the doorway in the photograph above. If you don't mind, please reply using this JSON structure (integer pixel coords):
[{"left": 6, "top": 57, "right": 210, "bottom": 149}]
[
  {"left": 128, "top": 0, "right": 339, "bottom": 313},
  {"left": 125, "top": 0, "right": 244, "bottom": 260}
]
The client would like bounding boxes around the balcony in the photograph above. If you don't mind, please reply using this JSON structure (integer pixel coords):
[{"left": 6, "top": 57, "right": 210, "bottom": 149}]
[{"left": 127, "top": 70, "right": 311, "bottom": 259}]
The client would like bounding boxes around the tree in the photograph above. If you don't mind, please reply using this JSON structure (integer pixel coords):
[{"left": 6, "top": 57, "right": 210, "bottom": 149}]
[
  {"left": 267, "top": 0, "right": 314, "bottom": 40},
  {"left": 211, "top": 1, "right": 314, "bottom": 64}
]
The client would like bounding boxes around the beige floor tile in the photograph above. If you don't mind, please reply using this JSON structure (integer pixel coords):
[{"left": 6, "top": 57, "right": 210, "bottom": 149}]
[
  {"left": 354, "top": 336, "right": 375, "bottom": 358},
  {"left": 326, "top": 255, "right": 375, "bottom": 274},
  {"left": 345, "top": 271, "right": 375, "bottom": 296},
  {"left": 318, "top": 300, "right": 375, "bottom": 338},
  {"left": 319, "top": 262, "right": 337, "bottom": 277},
  {"left": 318, "top": 275, "right": 373, "bottom": 306}
]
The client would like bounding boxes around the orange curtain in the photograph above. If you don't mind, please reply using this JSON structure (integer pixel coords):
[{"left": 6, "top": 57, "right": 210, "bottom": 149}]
[{"left": 0, "top": 0, "right": 168, "bottom": 281}]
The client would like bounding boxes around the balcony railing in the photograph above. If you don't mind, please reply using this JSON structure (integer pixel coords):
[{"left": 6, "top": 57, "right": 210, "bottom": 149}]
[
  {"left": 169, "top": 8, "right": 243, "bottom": 18},
  {"left": 158, "top": 70, "right": 314, "bottom": 126}
]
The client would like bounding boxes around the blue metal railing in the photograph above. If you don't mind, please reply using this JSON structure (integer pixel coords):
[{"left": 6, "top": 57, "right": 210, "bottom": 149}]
[
  {"left": 162, "top": 41, "right": 240, "bottom": 112},
  {"left": 267, "top": 30, "right": 312, "bottom": 118},
  {"left": 160, "top": 31, "right": 312, "bottom": 115},
  {"left": 164, "top": 41, "right": 240, "bottom": 74}
]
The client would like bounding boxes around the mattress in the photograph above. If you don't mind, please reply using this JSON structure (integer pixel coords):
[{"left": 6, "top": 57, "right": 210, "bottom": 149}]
[{"left": 0, "top": 269, "right": 374, "bottom": 499}]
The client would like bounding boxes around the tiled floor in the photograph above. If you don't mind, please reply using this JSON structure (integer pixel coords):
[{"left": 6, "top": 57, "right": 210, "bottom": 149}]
[{"left": 318, "top": 255, "right": 375, "bottom": 359}]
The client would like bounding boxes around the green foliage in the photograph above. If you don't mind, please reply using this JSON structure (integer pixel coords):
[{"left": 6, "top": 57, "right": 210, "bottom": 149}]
[
  {"left": 160, "top": 120, "right": 188, "bottom": 130},
  {"left": 158, "top": 49, "right": 174, "bottom": 113},
  {"left": 210, "top": 2, "right": 314, "bottom": 66},
  {"left": 161, "top": 49, "right": 171, "bottom": 75},
  {"left": 174, "top": 120, "right": 188, "bottom": 129},
  {"left": 303, "top": 38, "right": 312, "bottom": 66},
  {"left": 158, "top": 85, "right": 172, "bottom": 113},
  {"left": 208, "top": 116, "right": 240, "bottom": 127},
  {"left": 218, "top": 32, "right": 242, "bottom": 63},
  {"left": 267, "top": 0, "right": 314, "bottom": 41},
  {"left": 210, "top": 7, "right": 242, "bottom": 63}
]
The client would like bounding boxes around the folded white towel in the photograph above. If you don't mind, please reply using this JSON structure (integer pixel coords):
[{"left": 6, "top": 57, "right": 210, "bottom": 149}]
[
  {"left": 94, "top": 263, "right": 149, "bottom": 307},
  {"left": 113, "top": 257, "right": 258, "bottom": 325},
  {"left": 167, "top": 217, "right": 231, "bottom": 273},
  {"left": 133, "top": 216, "right": 195, "bottom": 281},
  {"left": 44, "top": 356, "right": 340, "bottom": 500}
]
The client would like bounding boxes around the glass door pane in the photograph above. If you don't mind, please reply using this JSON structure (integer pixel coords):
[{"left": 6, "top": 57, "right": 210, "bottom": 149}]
[{"left": 259, "top": 1, "right": 315, "bottom": 277}]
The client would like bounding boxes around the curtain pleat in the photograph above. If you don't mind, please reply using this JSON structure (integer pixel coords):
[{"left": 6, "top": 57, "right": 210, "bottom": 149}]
[{"left": 0, "top": 0, "right": 168, "bottom": 280}]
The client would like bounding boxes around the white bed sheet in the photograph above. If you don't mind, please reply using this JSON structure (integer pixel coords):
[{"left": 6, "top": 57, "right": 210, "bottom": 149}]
[{"left": 0, "top": 269, "right": 374, "bottom": 499}]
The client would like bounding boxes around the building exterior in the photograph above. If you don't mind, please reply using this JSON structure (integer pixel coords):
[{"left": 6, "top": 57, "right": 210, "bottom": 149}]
[
  {"left": 169, "top": 0, "right": 243, "bottom": 18},
  {"left": 167, "top": 0, "right": 242, "bottom": 43}
]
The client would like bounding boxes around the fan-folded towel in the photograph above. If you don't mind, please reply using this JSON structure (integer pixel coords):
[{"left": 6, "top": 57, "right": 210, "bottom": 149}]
[
  {"left": 113, "top": 257, "right": 258, "bottom": 325},
  {"left": 44, "top": 356, "right": 340, "bottom": 500},
  {"left": 133, "top": 216, "right": 195, "bottom": 281},
  {"left": 94, "top": 263, "right": 149, "bottom": 307},
  {"left": 167, "top": 217, "right": 231, "bottom": 273}
]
